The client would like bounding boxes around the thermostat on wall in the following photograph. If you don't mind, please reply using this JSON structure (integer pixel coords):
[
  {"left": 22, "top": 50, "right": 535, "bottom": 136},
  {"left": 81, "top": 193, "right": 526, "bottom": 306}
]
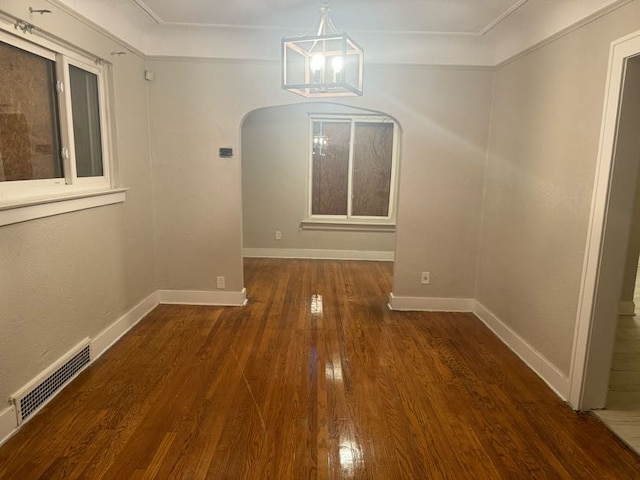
[{"left": 219, "top": 147, "right": 233, "bottom": 158}]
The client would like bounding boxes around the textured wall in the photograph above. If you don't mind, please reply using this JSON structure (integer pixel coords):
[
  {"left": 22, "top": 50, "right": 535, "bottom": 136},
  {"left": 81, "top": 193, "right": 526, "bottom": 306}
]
[
  {"left": 0, "top": 2, "right": 155, "bottom": 404},
  {"left": 387, "top": 66, "right": 493, "bottom": 298},
  {"left": 476, "top": 1, "right": 640, "bottom": 375},
  {"left": 2, "top": 0, "right": 630, "bottom": 416},
  {"left": 147, "top": 59, "right": 492, "bottom": 298}
]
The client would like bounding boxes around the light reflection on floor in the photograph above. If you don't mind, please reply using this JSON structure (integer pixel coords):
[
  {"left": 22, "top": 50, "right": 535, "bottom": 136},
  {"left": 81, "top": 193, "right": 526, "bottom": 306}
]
[
  {"left": 339, "top": 437, "right": 363, "bottom": 475},
  {"left": 311, "top": 292, "right": 360, "bottom": 475},
  {"left": 325, "top": 356, "right": 343, "bottom": 382},
  {"left": 311, "top": 294, "right": 323, "bottom": 315}
]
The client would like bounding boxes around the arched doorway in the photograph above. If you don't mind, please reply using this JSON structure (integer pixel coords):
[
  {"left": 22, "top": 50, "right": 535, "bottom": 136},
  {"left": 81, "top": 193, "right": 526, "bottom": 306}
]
[{"left": 240, "top": 102, "right": 403, "bottom": 265}]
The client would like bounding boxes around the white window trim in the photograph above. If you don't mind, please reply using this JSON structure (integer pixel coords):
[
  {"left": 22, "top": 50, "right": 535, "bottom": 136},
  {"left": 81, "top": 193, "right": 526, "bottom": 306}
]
[
  {"left": 0, "top": 188, "right": 127, "bottom": 227},
  {"left": 306, "top": 114, "right": 399, "bottom": 228},
  {"left": 299, "top": 219, "right": 396, "bottom": 232},
  {"left": 62, "top": 55, "right": 112, "bottom": 188},
  {"left": 0, "top": 23, "right": 121, "bottom": 225}
]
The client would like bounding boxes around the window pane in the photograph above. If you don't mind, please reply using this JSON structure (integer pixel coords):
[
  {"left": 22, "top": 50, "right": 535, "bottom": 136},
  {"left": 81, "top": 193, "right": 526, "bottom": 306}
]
[
  {"left": 69, "top": 65, "right": 103, "bottom": 177},
  {"left": 352, "top": 122, "right": 393, "bottom": 217},
  {"left": 311, "top": 121, "right": 350, "bottom": 215},
  {"left": 0, "top": 41, "right": 62, "bottom": 182}
]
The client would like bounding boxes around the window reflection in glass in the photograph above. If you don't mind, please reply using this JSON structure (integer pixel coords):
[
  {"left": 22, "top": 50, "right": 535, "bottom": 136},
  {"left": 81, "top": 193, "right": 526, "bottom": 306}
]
[{"left": 69, "top": 65, "right": 103, "bottom": 177}]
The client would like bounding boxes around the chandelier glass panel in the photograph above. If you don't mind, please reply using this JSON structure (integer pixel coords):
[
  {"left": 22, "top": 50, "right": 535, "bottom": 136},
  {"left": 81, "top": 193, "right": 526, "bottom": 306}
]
[{"left": 282, "top": 5, "right": 363, "bottom": 97}]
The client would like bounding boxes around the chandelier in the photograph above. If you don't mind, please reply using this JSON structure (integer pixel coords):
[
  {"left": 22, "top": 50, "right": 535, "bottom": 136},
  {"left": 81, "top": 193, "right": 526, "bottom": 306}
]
[{"left": 282, "top": 4, "right": 364, "bottom": 98}]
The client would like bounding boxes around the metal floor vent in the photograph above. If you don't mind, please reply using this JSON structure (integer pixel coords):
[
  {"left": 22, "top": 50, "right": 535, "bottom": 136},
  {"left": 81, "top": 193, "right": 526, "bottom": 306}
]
[{"left": 11, "top": 339, "right": 91, "bottom": 425}]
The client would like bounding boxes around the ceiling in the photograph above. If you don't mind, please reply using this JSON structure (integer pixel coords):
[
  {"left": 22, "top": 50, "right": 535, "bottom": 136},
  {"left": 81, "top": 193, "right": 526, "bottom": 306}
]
[
  {"left": 52, "top": 0, "right": 625, "bottom": 65},
  {"left": 130, "top": 0, "right": 525, "bottom": 35}
]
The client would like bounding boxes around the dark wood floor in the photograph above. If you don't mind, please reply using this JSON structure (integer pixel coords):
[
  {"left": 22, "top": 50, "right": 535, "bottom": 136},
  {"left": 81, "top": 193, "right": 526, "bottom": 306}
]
[{"left": 1, "top": 259, "right": 639, "bottom": 479}]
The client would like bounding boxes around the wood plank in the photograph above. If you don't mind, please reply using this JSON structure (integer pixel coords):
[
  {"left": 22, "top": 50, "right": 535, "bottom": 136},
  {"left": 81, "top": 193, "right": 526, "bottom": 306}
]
[{"left": 0, "top": 258, "right": 639, "bottom": 479}]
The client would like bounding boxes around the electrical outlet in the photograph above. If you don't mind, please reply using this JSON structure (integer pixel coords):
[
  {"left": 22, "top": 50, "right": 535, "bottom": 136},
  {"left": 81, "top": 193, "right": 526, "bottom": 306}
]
[
  {"left": 275, "top": 230, "right": 282, "bottom": 240},
  {"left": 420, "top": 271, "right": 430, "bottom": 285},
  {"left": 216, "top": 276, "right": 226, "bottom": 289}
]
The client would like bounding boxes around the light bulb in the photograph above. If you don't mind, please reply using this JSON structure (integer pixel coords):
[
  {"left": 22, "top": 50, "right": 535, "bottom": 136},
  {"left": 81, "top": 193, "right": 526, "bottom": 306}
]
[
  {"left": 332, "top": 56, "right": 344, "bottom": 73},
  {"left": 310, "top": 54, "right": 326, "bottom": 73}
]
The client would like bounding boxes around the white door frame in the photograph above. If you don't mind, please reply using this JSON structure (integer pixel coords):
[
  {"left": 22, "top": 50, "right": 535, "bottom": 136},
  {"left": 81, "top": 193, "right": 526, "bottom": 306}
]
[{"left": 569, "top": 30, "right": 640, "bottom": 410}]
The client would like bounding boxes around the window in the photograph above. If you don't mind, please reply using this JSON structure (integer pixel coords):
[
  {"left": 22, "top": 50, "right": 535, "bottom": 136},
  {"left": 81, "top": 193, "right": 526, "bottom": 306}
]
[
  {"left": 69, "top": 64, "right": 104, "bottom": 178},
  {"left": 0, "top": 39, "right": 62, "bottom": 185},
  {"left": 308, "top": 115, "right": 398, "bottom": 225},
  {"left": 0, "top": 28, "right": 118, "bottom": 220}
]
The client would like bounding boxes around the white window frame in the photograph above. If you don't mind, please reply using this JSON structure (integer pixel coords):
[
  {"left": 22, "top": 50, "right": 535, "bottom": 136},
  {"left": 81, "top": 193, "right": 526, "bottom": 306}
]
[
  {"left": 304, "top": 114, "right": 399, "bottom": 230},
  {"left": 0, "top": 26, "right": 124, "bottom": 226}
]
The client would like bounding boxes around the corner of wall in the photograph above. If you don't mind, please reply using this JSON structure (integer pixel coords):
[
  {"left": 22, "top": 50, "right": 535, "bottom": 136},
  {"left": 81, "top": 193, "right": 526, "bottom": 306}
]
[
  {"left": 0, "top": 291, "right": 160, "bottom": 448},
  {"left": 157, "top": 288, "right": 247, "bottom": 306},
  {"left": 388, "top": 293, "right": 475, "bottom": 312},
  {"left": 91, "top": 292, "right": 159, "bottom": 359},
  {"left": 0, "top": 406, "right": 17, "bottom": 447},
  {"left": 386, "top": 292, "right": 571, "bottom": 401},
  {"left": 473, "top": 301, "right": 570, "bottom": 400}
]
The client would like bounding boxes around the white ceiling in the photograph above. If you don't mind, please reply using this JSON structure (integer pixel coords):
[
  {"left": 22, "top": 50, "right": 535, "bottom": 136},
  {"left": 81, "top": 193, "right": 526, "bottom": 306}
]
[
  {"left": 131, "top": 0, "right": 524, "bottom": 35},
  {"left": 54, "top": 0, "right": 628, "bottom": 65}
]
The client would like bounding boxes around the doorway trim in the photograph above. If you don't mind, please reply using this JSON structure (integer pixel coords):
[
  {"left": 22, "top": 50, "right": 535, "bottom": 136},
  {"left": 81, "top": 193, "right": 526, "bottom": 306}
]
[{"left": 569, "top": 29, "right": 640, "bottom": 410}]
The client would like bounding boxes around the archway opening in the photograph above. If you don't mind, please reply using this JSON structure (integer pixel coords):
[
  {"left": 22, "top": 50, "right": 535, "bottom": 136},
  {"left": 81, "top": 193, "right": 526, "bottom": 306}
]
[{"left": 240, "top": 102, "right": 403, "bottom": 265}]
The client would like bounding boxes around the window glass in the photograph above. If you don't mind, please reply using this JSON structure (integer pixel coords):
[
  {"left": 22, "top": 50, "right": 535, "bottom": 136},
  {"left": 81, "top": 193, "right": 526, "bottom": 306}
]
[
  {"left": 0, "top": 41, "right": 62, "bottom": 182},
  {"left": 352, "top": 122, "right": 393, "bottom": 217},
  {"left": 311, "top": 121, "right": 350, "bottom": 215},
  {"left": 309, "top": 117, "right": 396, "bottom": 220},
  {"left": 69, "top": 64, "right": 103, "bottom": 177}
]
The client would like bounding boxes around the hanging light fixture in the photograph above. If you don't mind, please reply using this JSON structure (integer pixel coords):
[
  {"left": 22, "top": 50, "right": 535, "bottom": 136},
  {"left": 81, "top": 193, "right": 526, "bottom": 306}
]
[{"left": 282, "top": 4, "right": 363, "bottom": 98}]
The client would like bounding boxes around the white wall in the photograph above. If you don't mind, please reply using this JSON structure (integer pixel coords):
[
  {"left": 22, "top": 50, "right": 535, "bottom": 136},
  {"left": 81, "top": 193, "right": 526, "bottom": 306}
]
[
  {"left": 4, "top": 0, "right": 632, "bottom": 417},
  {"left": 146, "top": 58, "right": 493, "bottom": 298},
  {"left": 0, "top": 1, "right": 155, "bottom": 403},
  {"left": 241, "top": 103, "right": 396, "bottom": 256},
  {"left": 390, "top": 66, "right": 493, "bottom": 298},
  {"left": 579, "top": 53, "right": 640, "bottom": 408},
  {"left": 476, "top": 1, "right": 640, "bottom": 375}
]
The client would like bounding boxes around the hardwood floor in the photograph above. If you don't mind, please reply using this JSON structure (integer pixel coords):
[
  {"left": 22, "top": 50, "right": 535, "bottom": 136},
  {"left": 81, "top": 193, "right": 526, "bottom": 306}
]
[{"left": 1, "top": 258, "right": 639, "bottom": 479}]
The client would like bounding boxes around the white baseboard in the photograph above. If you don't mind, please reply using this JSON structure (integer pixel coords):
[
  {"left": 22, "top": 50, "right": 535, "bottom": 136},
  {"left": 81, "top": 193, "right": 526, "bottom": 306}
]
[
  {"left": 619, "top": 300, "right": 636, "bottom": 316},
  {"left": 0, "top": 406, "right": 17, "bottom": 447},
  {"left": 91, "top": 292, "right": 159, "bottom": 360},
  {"left": 243, "top": 248, "right": 394, "bottom": 261},
  {"left": 388, "top": 293, "right": 474, "bottom": 312},
  {"left": 473, "top": 301, "right": 570, "bottom": 400},
  {"left": 0, "top": 288, "right": 247, "bottom": 446},
  {"left": 0, "top": 292, "right": 161, "bottom": 447},
  {"left": 157, "top": 288, "right": 247, "bottom": 306}
]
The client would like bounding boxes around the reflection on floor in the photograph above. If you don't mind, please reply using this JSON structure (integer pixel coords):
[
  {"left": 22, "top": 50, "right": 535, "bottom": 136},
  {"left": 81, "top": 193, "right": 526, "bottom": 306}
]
[{"left": 593, "top": 280, "right": 640, "bottom": 453}]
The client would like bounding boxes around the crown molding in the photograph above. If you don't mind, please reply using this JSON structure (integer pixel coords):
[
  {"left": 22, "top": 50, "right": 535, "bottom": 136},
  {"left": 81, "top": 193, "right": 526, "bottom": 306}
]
[{"left": 39, "top": 0, "right": 633, "bottom": 68}]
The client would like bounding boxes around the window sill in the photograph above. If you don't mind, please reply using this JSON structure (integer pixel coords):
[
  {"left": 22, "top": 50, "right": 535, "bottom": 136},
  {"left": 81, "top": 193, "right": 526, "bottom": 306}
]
[
  {"left": 300, "top": 220, "right": 396, "bottom": 233},
  {"left": 0, "top": 188, "right": 128, "bottom": 227}
]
